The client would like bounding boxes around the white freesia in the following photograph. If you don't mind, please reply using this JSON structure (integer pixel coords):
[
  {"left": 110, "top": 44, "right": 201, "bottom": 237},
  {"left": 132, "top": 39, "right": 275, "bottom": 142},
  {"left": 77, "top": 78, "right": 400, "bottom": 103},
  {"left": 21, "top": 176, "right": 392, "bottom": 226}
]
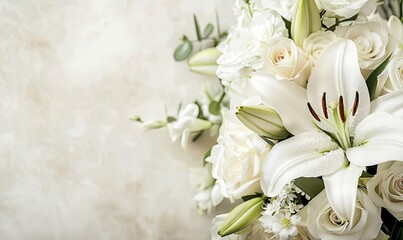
[
  {"left": 249, "top": 39, "right": 403, "bottom": 221},
  {"left": 167, "top": 103, "right": 212, "bottom": 148},
  {"left": 367, "top": 161, "right": 403, "bottom": 220},
  {"left": 319, "top": 0, "right": 376, "bottom": 18},
  {"left": 217, "top": 10, "right": 287, "bottom": 86},
  {"left": 207, "top": 111, "right": 271, "bottom": 200},
  {"left": 263, "top": 37, "right": 311, "bottom": 87},
  {"left": 301, "top": 190, "right": 382, "bottom": 240},
  {"left": 303, "top": 31, "right": 338, "bottom": 65},
  {"left": 335, "top": 22, "right": 392, "bottom": 71}
]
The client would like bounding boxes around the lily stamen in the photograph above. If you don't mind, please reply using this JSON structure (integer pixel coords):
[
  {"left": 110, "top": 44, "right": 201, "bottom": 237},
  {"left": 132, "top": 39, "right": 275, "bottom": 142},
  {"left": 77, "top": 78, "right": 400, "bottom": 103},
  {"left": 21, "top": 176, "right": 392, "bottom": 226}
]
[
  {"left": 338, "top": 96, "right": 345, "bottom": 123},
  {"left": 352, "top": 91, "right": 359, "bottom": 116},
  {"left": 307, "top": 102, "right": 321, "bottom": 122},
  {"left": 322, "top": 92, "right": 328, "bottom": 119}
]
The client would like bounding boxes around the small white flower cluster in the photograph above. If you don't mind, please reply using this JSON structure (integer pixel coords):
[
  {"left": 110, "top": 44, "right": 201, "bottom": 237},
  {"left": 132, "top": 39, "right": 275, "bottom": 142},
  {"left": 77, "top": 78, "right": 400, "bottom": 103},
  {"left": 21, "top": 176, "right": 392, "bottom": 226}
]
[{"left": 259, "top": 182, "right": 303, "bottom": 240}]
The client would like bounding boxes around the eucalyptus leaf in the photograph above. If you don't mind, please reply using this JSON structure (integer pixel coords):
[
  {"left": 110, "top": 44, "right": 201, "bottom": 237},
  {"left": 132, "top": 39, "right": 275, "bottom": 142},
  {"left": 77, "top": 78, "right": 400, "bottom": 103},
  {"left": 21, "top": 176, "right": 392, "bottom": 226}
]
[
  {"left": 203, "top": 23, "right": 214, "bottom": 39},
  {"left": 209, "top": 101, "right": 221, "bottom": 115},
  {"left": 294, "top": 177, "right": 324, "bottom": 199},
  {"left": 174, "top": 40, "right": 193, "bottom": 61},
  {"left": 366, "top": 54, "right": 392, "bottom": 100},
  {"left": 193, "top": 15, "right": 202, "bottom": 41}
]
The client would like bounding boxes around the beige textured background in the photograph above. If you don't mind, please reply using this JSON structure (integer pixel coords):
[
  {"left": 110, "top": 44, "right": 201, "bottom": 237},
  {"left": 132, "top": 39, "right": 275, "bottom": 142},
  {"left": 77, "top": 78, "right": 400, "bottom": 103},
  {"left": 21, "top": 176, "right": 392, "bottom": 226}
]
[{"left": 0, "top": 0, "right": 234, "bottom": 239}]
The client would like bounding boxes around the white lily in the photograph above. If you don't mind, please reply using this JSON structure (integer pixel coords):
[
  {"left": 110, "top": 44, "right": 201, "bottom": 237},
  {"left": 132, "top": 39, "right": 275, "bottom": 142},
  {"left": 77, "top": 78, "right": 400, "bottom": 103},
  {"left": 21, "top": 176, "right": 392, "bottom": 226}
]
[{"left": 250, "top": 39, "right": 403, "bottom": 221}]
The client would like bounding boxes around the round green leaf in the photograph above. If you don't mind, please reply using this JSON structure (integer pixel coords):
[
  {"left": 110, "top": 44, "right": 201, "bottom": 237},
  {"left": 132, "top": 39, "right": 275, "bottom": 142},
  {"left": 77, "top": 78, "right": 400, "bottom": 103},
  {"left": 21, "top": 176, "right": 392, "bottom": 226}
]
[
  {"left": 203, "top": 23, "right": 214, "bottom": 39},
  {"left": 174, "top": 41, "right": 193, "bottom": 61}
]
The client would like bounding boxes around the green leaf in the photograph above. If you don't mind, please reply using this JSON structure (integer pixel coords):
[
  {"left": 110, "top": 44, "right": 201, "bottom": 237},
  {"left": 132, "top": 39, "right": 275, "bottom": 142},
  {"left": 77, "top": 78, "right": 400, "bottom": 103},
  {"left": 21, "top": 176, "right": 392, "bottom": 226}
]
[
  {"left": 282, "top": 17, "right": 292, "bottom": 38},
  {"left": 294, "top": 177, "right": 324, "bottom": 199},
  {"left": 260, "top": 136, "right": 275, "bottom": 147},
  {"left": 130, "top": 116, "right": 142, "bottom": 123},
  {"left": 209, "top": 101, "right": 221, "bottom": 115},
  {"left": 366, "top": 54, "right": 392, "bottom": 100},
  {"left": 174, "top": 39, "right": 193, "bottom": 61},
  {"left": 241, "top": 193, "right": 263, "bottom": 202},
  {"left": 167, "top": 116, "right": 177, "bottom": 123},
  {"left": 193, "top": 15, "right": 202, "bottom": 41},
  {"left": 360, "top": 171, "right": 374, "bottom": 178},
  {"left": 203, "top": 148, "right": 212, "bottom": 166},
  {"left": 192, "top": 131, "right": 204, "bottom": 142},
  {"left": 203, "top": 23, "right": 214, "bottom": 39}
]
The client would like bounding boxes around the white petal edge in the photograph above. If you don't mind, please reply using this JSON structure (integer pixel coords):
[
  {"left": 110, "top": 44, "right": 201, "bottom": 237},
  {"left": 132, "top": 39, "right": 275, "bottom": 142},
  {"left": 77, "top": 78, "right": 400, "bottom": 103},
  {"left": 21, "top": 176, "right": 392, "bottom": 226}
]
[
  {"left": 307, "top": 39, "right": 370, "bottom": 133},
  {"left": 370, "top": 89, "right": 403, "bottom": 119},
  {"left": 347, "top": 112, "right": 403, "bottom": 166},
  {"left": 249, "top": 71, "right": 316, "bottom": 135},
  {"left": 322, "top": 164, "right": 364, "bottom": 221},
  {"left": 260, "top": 131, "right": 344, "bottom": 196}
]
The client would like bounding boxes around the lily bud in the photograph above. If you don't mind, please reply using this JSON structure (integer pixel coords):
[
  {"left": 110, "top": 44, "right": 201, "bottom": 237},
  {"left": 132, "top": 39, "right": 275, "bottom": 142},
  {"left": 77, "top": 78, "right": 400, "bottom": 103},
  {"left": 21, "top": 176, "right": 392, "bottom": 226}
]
[
  {"left": 291, "top": 0, "right": 321, "bottom": 47},
  {"left": 187, "top": 47, "right": 221, "bottom": 77},
  {"left": 218, "top": 197, "right": 264, "bottom": 237},
  {"left": 235, "top": 105, "right": 289, "bottom": 140}
]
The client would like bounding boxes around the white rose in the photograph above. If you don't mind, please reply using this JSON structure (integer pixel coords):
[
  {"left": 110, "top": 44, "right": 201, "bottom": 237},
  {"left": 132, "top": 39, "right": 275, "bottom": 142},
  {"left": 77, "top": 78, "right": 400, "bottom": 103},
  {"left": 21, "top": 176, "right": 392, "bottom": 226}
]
[
  {"left": 375, "top": 48, "right": 403, "bottom": 97},
  {"left": 367, "top": 161, "right": 403, "bottom": 221},
  {"left": 263, "top": 37, "right": 311, "bottom": 87},
  {"left": 335, "top": 22, "right": 393, "bottom": 71},
  {"left": 303, "top": 31, "right": 338, "bottom": 66},
  {"left": 304, "top": 190, "right": 382, "bottom": 240},
  {"left": 207, "top": 111, "right": 271, "bottom": 200},
  {"left": 319, "top": 0, "right": 376, "bottom": 18},
  {"left": 217, "top": 10, "right": 287, "bottom": 85}
]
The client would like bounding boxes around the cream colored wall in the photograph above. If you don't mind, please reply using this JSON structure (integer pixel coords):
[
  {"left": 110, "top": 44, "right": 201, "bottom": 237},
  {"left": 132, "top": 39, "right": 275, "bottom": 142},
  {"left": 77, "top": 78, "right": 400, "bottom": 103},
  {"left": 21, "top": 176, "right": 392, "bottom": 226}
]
[{"left": 0, "top": 0, "right": 233, "bottom": 239}]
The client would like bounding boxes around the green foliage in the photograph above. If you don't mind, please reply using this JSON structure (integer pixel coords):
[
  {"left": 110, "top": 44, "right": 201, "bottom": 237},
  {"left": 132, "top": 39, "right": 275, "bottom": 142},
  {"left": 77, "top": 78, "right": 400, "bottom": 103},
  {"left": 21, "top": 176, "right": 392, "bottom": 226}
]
[{"left": 294, "top": 177, "right": 324, "bottom": 199}]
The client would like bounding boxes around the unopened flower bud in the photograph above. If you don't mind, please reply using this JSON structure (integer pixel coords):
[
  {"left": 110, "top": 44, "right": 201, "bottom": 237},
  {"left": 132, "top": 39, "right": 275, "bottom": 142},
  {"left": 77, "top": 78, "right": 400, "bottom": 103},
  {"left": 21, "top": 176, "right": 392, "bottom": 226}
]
[
  {"left": 218, "top": 197, "right": 264, "bottom": 237},
  {"left": 235, "top": 105, "right": 289, "bottom": 140},
  {"left": 187, "top": 47, "right": 221, "bottom": 77},
  {"left": 291, "top": 0, "right": 321, "bottom": 47}
]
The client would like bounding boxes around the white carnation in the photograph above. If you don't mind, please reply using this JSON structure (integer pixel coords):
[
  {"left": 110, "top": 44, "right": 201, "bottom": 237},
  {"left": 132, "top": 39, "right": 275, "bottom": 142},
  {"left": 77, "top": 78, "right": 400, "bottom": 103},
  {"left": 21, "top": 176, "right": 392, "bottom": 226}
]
[{"left": 217, "top": 10, "right": 287, "bottom": 86}]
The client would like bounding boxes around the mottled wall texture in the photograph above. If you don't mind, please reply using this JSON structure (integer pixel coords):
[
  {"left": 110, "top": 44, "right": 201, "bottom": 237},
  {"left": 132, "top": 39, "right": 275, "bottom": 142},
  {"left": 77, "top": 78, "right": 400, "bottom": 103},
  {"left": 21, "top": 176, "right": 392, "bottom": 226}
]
[{"left": 0, "top": 1, "right": 233, "bottom": 239}]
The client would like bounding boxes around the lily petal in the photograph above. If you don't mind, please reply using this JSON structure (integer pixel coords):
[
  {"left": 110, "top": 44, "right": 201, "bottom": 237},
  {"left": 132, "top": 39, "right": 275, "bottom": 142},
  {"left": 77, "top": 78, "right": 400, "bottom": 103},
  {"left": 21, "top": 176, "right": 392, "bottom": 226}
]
[
  {"left": 370, "top": 89, "right": 403, "bottom": 119},
  {"left": 261, "top": 131, "right": 344, "bottom": 196},
  {"left": 323, "top": 164, "right": 364, "bottom": 221},
  {"left": 307, "top": 39, "right": 370, "bottom": 133},
  {"left": 347, "top": 112, "right": 403, "bottom": 166},
  {"left": 249, "top": 71, "right": 316, "bottom": 135}
]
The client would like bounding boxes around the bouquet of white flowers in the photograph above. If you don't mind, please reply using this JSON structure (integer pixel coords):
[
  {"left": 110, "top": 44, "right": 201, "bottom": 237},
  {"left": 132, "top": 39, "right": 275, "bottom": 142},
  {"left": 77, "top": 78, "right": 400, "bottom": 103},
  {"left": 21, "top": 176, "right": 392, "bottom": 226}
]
[{"left": 135, "top": 0, "right": 403, "bottom": 239}]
